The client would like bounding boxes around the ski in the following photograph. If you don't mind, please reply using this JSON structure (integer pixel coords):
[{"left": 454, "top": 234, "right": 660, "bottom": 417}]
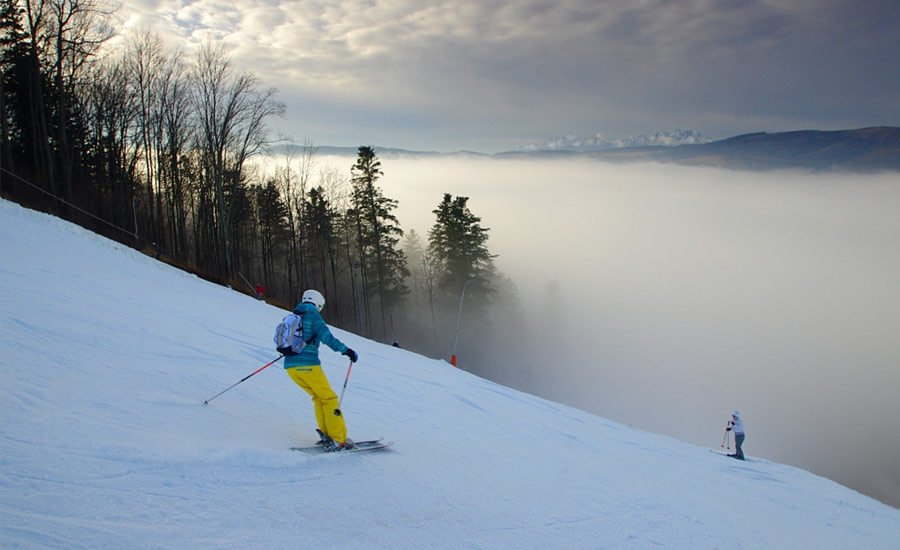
[
  {"left": 709, "top": 449, "right": 749, "bottom": 461},
  {"left": 290, "top": 438, "right": 392, "bottom": 454}
]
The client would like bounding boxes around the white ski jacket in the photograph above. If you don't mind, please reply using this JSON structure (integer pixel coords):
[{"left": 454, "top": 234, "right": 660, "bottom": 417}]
[{"left": 728, "top": 411, "right": 745, "bottom": 435}]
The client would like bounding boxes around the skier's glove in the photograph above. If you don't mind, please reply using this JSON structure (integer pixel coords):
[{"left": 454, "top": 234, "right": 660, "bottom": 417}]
[{"left": 343, "top": 348, "right": 359, "bottom": 363}]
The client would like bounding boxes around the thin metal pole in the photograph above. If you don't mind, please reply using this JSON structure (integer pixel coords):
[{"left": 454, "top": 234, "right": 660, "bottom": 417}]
[
  {"left": 450, "top": 280, "right": 471, "bottom": 366},
  {"left": 203, "top": 355, "right": 284, "bottom": 405},
  {"left": 237, "top": 271, "right": 256, "bottom": 295},
  {"left": 338, "top": 360, "right": 354, "bottom": 407}
]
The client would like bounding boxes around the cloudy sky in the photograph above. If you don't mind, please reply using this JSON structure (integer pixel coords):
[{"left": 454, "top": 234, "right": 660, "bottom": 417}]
[{"left": 113, "top": 0, "right": 900, "bottom": 152}]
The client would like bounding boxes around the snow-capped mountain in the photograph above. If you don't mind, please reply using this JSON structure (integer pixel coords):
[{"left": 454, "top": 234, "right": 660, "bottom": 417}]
[{"left": 520, "top": 129, "right": 711, "bottom": 152}]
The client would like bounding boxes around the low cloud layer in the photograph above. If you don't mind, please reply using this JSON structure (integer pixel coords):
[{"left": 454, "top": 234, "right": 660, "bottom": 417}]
[
  {"left": 112, "top": 1, "right": 900, "bottom": 151},
  {"left": 370, "top": 156, "right": 900, "bottom": 506}
]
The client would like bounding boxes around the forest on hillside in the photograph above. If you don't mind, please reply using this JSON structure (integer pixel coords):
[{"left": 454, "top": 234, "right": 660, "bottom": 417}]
[{"left": 0, "top": 0, "right": 529, "bottom": 374}]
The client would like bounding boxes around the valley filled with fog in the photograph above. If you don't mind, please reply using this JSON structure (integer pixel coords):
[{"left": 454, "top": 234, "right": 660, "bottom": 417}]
[{"left": 267, "top": 153, "right": 900, "bottom": 507}]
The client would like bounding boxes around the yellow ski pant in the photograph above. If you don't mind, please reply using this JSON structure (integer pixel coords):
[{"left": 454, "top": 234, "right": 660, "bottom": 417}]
[{"left": 286, "top": 365, "right": 347, "bottom": 444}]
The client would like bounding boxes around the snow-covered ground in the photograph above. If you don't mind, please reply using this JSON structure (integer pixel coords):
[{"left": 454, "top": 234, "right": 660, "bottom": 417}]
[{"left": 2, "top": 198, "right": 898, "bottom": 548}]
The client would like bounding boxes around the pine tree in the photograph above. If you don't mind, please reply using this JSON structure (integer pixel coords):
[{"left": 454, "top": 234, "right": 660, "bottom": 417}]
[
  {"left": 0, "top": 0, "right": 29, "bottom": 169},
  {"left": 254, "top": 180, "right": 289, "bottom": 293},
  {"left": 303, "top": 185, "right": 341, "bottom": 308},
  {"left": 349, "top": 145, "right": 408, "bottom": 338},
  {"left": 428, "top": 193, "right": 496, "bottom": 303}
]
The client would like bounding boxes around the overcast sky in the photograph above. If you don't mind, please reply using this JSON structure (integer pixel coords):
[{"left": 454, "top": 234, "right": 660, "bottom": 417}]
[{"left": 113, "top": 0, "right": 900, "bottom": 152}]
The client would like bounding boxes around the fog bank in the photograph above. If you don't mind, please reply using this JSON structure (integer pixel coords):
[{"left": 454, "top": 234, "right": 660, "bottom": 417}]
[{"left": 370, "top": 157, "right": 900, "bottom": 508}]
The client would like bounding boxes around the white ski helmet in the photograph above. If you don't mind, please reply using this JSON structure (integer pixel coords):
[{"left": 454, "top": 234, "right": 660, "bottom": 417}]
[{"left": 301, "top": 289, "right": 325, "bottom": 312}]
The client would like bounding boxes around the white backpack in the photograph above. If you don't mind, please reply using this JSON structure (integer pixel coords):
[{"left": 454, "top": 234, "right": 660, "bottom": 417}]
[{"left": 274, "top": 313, "right": 306, "bottom": 356}]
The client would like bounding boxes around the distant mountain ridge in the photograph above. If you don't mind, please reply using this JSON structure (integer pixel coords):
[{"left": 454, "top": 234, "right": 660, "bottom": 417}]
[
  {"left": 519, "top": 129, "right": 711, "bottom": 152},
  {"left": 584, "top": 126, "right": 900, "bottom": 171},
  {"left": 270, "top": 127, "right": 900, "bottom": 172},
  {"left": 268, "top": 144, "right": 491, "bottom": 159}
]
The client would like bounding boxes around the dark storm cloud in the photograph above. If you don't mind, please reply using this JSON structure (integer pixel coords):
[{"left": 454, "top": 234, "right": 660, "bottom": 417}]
[{"left": 115, "top": 0, "right": 900, "bottom": 150}]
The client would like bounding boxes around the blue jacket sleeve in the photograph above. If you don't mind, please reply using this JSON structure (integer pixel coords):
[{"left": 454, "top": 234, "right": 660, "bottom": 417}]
[{"left": 309, "top": 311, "right": 348, "bottom": 354}]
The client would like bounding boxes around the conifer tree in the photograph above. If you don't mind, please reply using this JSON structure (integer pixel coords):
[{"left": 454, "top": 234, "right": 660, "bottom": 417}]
[
  {"left": 303, "top": 185, "right": 342, "bottom": 307},
  {"left": 254, "top": 179, "right": 289, "bottom": 293},
  {"left": 0, "top": 0, "right": 30, "bottom": 169},
  {"left": 349, "top": 145, "right": 408, "bottom": 338},
  {"left": 428, "top": 193, "right": 496, "bottom": 303}
]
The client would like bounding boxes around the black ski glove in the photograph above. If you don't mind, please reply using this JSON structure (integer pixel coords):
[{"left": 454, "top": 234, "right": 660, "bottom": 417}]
[{"left": 343, "top": 348, "right": 358, "bottom": 363}]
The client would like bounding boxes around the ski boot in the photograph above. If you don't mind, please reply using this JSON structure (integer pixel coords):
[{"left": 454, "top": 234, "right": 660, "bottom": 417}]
[{"left": 316, "top": 429, "right": 337, "bottom": 451}]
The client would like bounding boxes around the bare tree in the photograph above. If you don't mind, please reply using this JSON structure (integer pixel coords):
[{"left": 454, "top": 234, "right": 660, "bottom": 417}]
[
  {"left": 154, "top": 44, "right": 193, "bottom": 258},
  {"left": 191, "top": 41, "right": 284, "bottom": 278},
  {"left": 401, "top": 229, "right": 439, "bottom": 345},
  {"left": 274, "top": 139, "right": 317, "bottom": 298},
  {"left": 126, "top": 30, "right": 166, "bottom": 243},
  {"left": 82, "top": 54, "right": 140, "bottom": 232},
  {"left": 47, "top": 0, "right": 113, "bottom": 199},
  {"left": 20, "top": 0, "right": 58, "bottom": 195},
  {"left": 317, "top": 163, "right": 352, "bottom": 322}
]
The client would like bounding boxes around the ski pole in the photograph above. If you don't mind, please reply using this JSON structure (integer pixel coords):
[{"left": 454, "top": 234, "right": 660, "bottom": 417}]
[
  {"left": 203, "top": 355, "right": 284, "bottom": 405},
  {"left": 338, "top": 359, "right": 354, "bottom": 408}
]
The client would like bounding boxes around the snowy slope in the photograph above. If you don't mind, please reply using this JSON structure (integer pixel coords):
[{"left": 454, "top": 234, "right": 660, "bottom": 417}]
[{"left": 1, "top": 198, "right": 898, "bottom": 549}]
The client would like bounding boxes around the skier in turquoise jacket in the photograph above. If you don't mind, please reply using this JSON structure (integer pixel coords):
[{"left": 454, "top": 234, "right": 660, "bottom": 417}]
[{"left": 283, "top": 289, "right": 358, "bottom": 451}]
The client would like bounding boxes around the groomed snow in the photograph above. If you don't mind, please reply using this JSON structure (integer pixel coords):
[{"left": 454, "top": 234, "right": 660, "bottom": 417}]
[{"left": 2, "top": 198, "right": 898, "bottom": 548}]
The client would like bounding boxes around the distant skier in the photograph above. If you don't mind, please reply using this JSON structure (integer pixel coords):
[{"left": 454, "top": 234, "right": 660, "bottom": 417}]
[
  {"left": 284, "top": 289, "right": 359, "bottom": 451},
  {"left": 725, "top": 410, "right": 746, "bottom": 460}
]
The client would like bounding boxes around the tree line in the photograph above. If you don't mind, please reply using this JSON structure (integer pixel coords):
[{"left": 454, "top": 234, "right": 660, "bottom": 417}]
[{"left": 1, "top": 0, "right": 511, "bottom": 366}]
